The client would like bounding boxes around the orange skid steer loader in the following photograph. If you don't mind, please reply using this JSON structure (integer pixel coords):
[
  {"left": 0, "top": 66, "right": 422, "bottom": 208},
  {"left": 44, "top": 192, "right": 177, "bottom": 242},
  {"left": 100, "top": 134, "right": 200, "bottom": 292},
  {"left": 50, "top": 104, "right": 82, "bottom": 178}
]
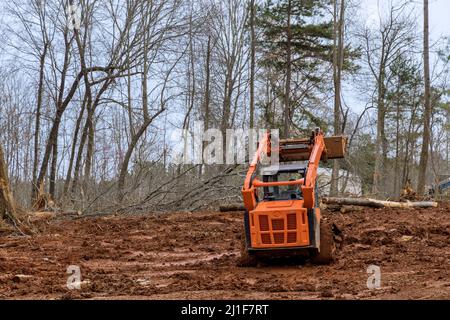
[{"left": 240, "top": 129, "right": 346, "bottom": 265}]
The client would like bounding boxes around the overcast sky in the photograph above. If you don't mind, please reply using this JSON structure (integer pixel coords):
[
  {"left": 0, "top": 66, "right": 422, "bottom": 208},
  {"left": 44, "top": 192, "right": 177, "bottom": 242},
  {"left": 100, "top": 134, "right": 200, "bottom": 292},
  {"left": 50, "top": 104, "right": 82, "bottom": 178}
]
[
  {"left": 425, "top": 0, "right": 449, "bottom": 39},
  {"left": 361, "top": 0, "right": 449, "bottom": 41}
]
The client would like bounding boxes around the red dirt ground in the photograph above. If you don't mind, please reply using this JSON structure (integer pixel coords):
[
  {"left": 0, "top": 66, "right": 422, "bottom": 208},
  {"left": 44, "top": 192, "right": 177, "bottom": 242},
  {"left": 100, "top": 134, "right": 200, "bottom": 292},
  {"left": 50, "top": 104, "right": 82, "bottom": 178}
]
[{"left": 0, "top": 203, "right": 449, "bottom": 300}]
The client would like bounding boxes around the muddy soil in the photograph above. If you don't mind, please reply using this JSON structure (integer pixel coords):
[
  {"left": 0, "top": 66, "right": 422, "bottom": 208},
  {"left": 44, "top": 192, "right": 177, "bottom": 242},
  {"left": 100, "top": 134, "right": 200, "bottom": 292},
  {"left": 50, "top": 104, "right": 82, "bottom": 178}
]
[{"left": 0, "top": 203, "right": 449, "bottom": 300}]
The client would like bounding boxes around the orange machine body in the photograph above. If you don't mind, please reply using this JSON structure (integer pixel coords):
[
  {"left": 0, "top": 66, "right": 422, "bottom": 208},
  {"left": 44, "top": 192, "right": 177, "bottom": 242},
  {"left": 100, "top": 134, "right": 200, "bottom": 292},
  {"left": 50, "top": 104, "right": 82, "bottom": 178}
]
[{"left": 241, "top": 130, "right": 345, "bottom": 251}]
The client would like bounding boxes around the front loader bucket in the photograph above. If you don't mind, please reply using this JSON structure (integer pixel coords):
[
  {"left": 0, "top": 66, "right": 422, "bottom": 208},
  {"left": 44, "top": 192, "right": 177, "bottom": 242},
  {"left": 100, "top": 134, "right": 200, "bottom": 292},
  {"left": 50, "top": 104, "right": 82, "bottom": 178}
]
[
  {"left": 323, "top": 136, "right": 347, "bottom": 159},
  {"left": 279, "top": 135, "right": 347, "bottom": 162}
]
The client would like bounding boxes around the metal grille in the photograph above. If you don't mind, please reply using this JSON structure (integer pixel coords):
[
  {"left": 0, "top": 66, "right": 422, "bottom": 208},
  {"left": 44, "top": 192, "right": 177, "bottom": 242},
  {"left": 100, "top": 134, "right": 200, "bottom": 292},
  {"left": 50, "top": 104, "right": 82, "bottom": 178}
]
[
  {"left": 259, "top": 215, "right": 269, "bottom": 231},
  {"left": 261, "top": 233, "right": 271, "bottom": 244},
  {"left": 273, "top": 233, "right": 284, "bottom": 244},
  {"left": 287, "top": 232, "right": 297, "bottom": 243},
  {"left": 287, "top": 214, "right": 297, "bottom": 230},
  {"left": 257, "top": 213, "right": 300, "bottom": 245},
  {"left": 272, "top": 219, "right": 284, "bottom": 231}
]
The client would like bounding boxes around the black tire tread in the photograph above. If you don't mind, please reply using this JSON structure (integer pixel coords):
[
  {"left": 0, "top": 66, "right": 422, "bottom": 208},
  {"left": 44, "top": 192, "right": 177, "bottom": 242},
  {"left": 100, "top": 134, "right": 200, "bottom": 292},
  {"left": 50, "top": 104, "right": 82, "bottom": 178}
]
[{"left": 311, "top": 222, "right": 336, "bottom": 265}]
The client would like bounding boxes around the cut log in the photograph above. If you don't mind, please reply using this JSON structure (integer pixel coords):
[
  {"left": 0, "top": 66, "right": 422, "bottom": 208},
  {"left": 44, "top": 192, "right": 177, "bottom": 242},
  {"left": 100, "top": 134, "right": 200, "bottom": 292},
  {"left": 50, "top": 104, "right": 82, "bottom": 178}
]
[
  {"left": 220, "top": 197, "right": 437, "bottom": 212},
  {"left": 220, "top": 204, "right": 245, "bottom": 212},
  {"left": 339, "top": 205, "right": 366, "bottom": 214},
  {"left": 322, "top": 197, "right": 438, "bottom": 209},
  {"left": 27, "top": 211, "right": 56, "bottom": 222},
  {"left": 322, "top": 204, "right": 366, "bottom": 213},
  {"left": 322, "top": 197, "right": 384, "bottom": 208}
]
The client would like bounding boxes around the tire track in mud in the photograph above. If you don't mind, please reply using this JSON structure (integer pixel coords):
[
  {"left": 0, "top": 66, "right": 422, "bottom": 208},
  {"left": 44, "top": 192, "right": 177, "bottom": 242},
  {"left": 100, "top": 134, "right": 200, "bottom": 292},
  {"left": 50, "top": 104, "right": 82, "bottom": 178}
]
[{"left": 0, "top": 202, "right": 449, "bottom": 299}]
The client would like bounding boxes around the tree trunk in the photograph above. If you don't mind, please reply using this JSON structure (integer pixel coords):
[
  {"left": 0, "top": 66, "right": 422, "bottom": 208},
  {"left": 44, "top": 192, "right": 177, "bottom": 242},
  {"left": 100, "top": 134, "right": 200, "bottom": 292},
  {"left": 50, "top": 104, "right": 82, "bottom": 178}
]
[
  {"left": 372, "top": 64, "right": 387, "bottom": 196},
  {"left": 284, "top": 0, "right": 292, "bottom": 139},
  {"left": 401, "top": 88, "right": 418, "bottom": 187},
  {"left": 74, "top": 22, "right": 94, "bottom": 183},
  {"left": 204, "top": 36, "right": 211, "bottom": 131},
  {"left": 33, "top": 34, "right": 72, "bottom": 203},
  {"left": 330, "top": 0, "right": 345, "bottom": 196},
  {"left": 221, "top": 62, "right": 234, "bottom": 139},
  {"left": 220, "top": 204, "right": 245, "bottom": 212},
  {"left": 249, "top": 0, "right": 256, "bottom": 129},
  {"left": 0, "top": 144, "right": 16, "bottom": 221},
  {"left": 394, "top": 92, "right": 400, "bottom": 196},
  {"left": 49, "top": 137, "right": 58, "bottom": 197},
  {"left": 418, "top": 0, "right": 431, "bottom": 194},
  {"left": 63, "top": 94, "right": 88, "bottom": 195},
  {"left": 84, "top": 107, "right": 95, "bottom": 179},
  {"left": 32, "top": 42, "right": 48, "bottom": 201},
  {"left": 201, "top": 36, "right": 212, "bottom": 176},
  {"left": 34, "top": 107, "right": 65, "bottom": 201},
  {"left": 71, "top": 115, "right": 89, "bottom": 195},
  {"left": 71, "top": 78, "right": 112, "bottom": 197}
]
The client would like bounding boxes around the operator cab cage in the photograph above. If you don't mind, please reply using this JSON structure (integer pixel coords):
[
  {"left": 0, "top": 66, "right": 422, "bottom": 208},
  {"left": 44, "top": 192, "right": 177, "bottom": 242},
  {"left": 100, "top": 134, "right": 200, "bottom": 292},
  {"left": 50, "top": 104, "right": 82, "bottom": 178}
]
[{"left": 259, "top": 163, "right": 307, "bottom": 201}]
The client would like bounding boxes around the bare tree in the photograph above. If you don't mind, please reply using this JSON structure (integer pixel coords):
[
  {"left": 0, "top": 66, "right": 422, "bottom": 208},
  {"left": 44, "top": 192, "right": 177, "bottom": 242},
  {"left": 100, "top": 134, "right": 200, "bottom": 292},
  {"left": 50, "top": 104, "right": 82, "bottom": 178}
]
[
  {"left": 417, "top": 0, "right": 431, "bottom": 194},
  {"left": 357, "top": 2, "right": 417, "bottom": 196},
  {"left": 213, "top": 0, "right": 250, "bottom": 140},
  {"left": 117, "top": 0, "right": 187, "bottom": 200}
]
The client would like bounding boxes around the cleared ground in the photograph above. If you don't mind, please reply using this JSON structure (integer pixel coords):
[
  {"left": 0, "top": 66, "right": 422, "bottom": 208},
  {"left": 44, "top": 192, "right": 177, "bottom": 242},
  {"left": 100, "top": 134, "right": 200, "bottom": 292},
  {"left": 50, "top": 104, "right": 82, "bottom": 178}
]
[{"left": 0, "top": 202, "right": 449, "bottom": 299}]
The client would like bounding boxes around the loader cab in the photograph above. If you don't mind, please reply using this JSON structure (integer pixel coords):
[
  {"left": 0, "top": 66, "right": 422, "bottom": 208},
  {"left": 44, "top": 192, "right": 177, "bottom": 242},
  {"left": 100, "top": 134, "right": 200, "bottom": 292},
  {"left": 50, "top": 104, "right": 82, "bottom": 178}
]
[{"left": 260, "top": 163, "right": 306, "bottom": 201}]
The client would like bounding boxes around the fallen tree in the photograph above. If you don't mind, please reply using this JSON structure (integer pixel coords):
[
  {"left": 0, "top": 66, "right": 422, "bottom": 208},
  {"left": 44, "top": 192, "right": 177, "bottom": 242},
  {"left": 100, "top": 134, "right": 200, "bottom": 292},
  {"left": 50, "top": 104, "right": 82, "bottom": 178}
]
[
  {"left": 220, "top": 197, "right": 438, "bottom": 212},
  {"left": 321, "top": 197, "right": 438, "bottom": 208},
  {"left": 219, "top": 204, "right": 245, "bottom": 212}
]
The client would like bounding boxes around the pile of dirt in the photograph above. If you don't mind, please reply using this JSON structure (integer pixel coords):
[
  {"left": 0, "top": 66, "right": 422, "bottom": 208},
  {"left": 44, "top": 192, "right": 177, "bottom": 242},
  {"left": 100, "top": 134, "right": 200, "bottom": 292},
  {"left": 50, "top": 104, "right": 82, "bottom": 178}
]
[{"left": 0, "top": 202, "right": 449, "bottom": 299}]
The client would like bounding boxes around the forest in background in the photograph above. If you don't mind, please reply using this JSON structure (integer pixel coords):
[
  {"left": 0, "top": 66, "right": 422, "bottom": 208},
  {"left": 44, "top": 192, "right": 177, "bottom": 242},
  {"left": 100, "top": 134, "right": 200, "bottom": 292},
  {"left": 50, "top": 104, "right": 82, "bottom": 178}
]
[{"left": 0, "top": 0, "right": 448, "bottom": 218}]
